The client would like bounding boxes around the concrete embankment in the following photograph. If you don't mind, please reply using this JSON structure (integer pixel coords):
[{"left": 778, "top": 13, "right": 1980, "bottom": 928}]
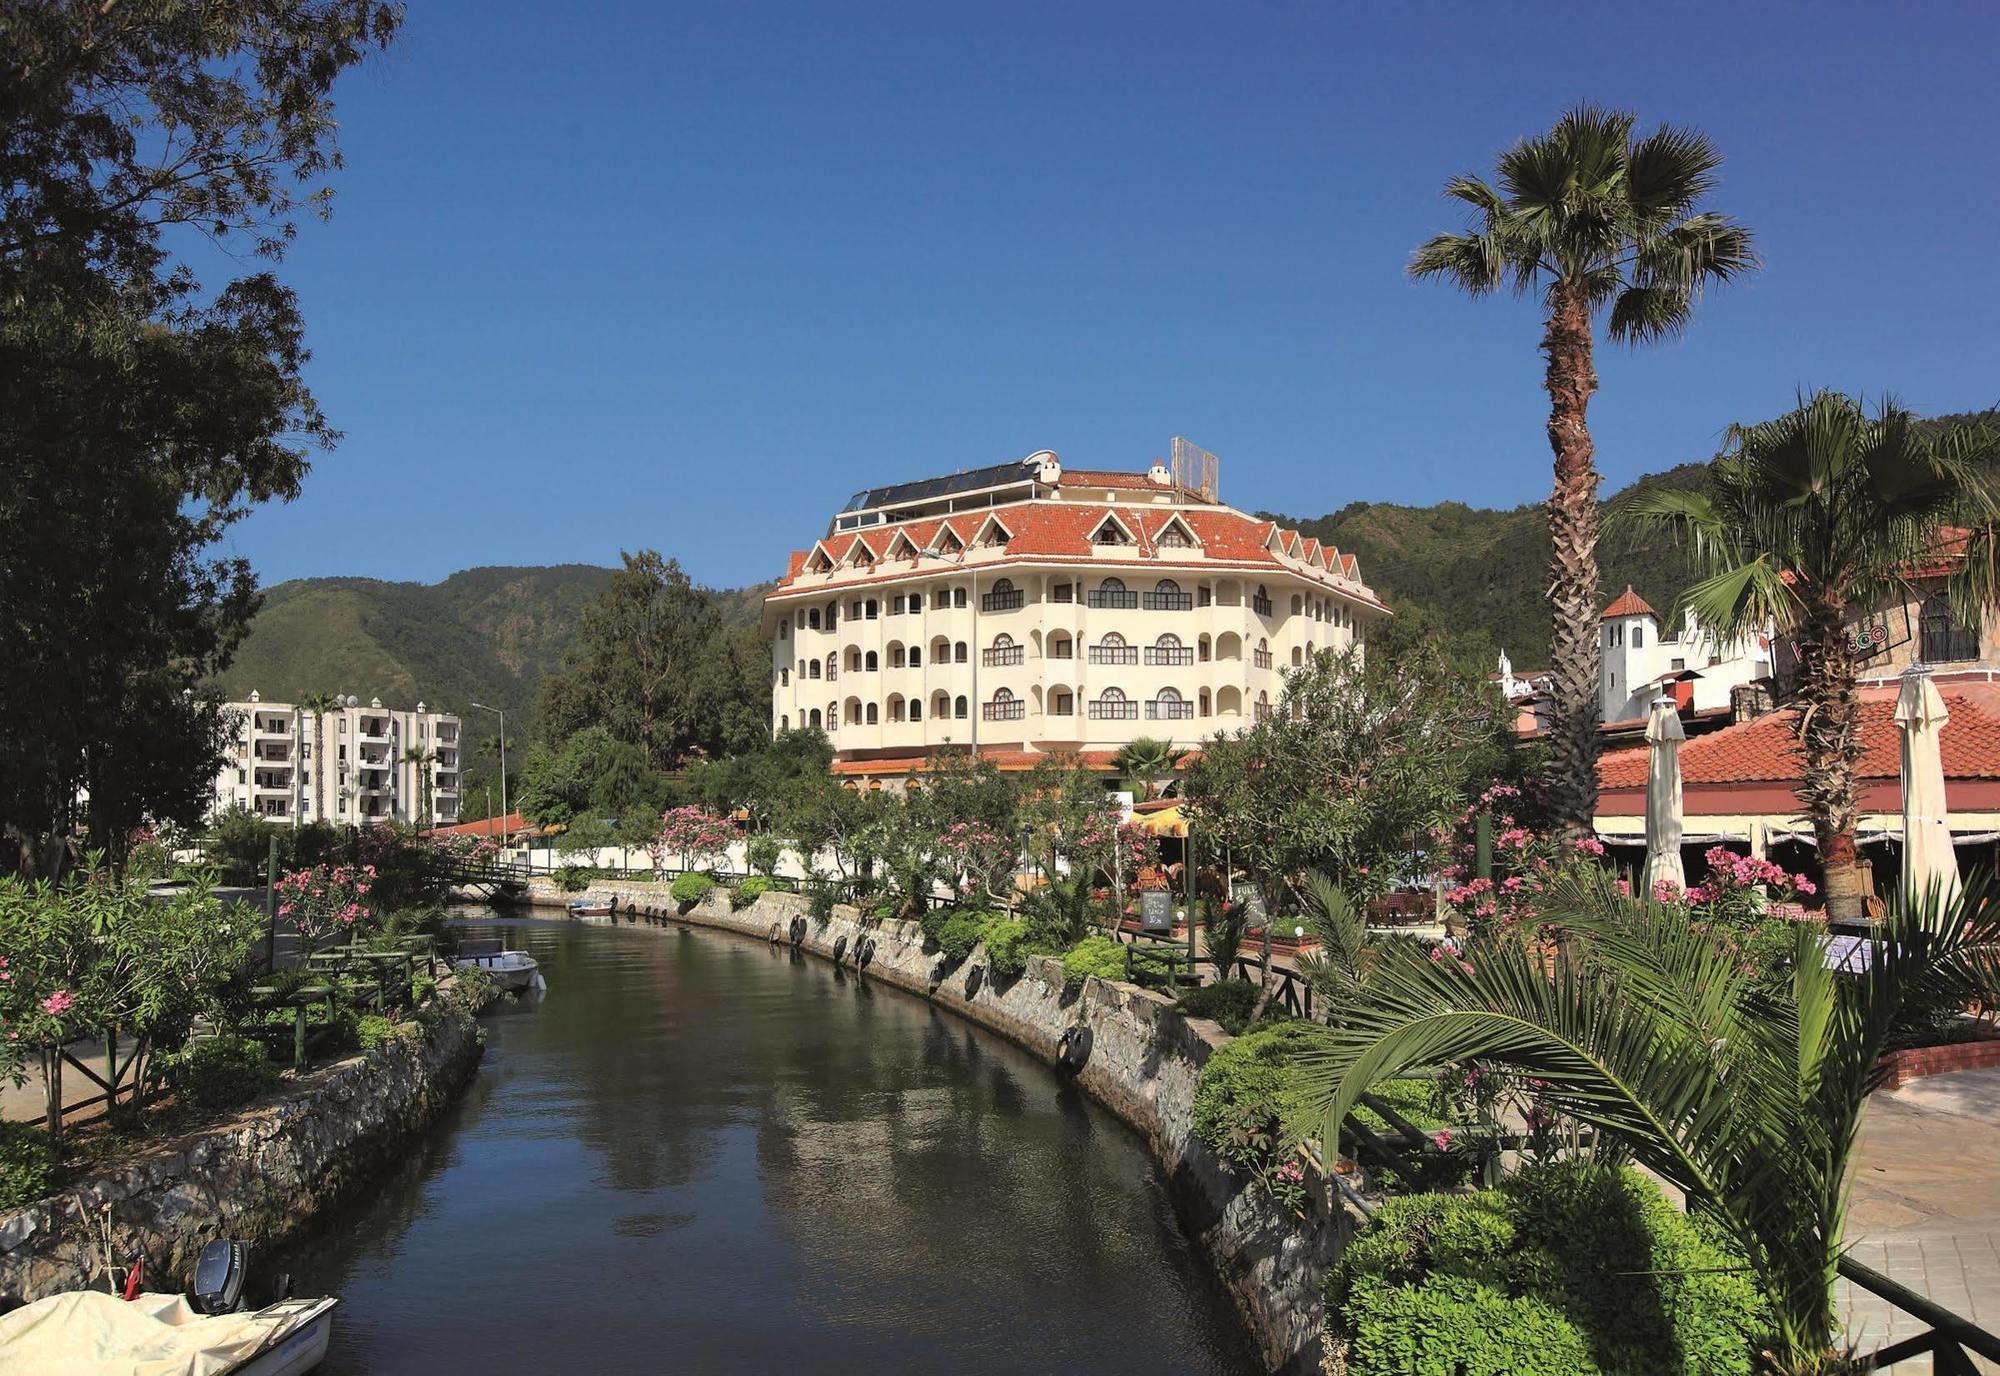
[
  {"left": 0, "top": 996, "right": 483, "bottom": 1299},
  {"left": 515, "top": 879, "right": 1346, "bottom": 1374}
]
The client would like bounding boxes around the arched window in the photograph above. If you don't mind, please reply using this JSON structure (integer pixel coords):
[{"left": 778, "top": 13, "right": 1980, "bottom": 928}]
[
  {"left": 825, "top": 601, "right": 839, "bottom": 627},
  {"left": 1144, "top": 578, "right": 1190, "bottom": 610},
  {"left": 825, "top": 653, "right": 839, "bottom": 680},
  {"left": 1089, "top": 577, "right": 1137, "bottom": 609},
  {"left": 1198, "top": 689, "right": 1211, "bottom": 717},
  {"left": 984, "top": 687, "right": 1023, "bottom": 721},
  {"left": 808, "top": 709, "right": 822, "bottom": 728},
  {"left": 1147, "top": 632, "right": 1191, "bottom": 666},
  {"left": 865, "top": 650, "right": 879, "bottom": 672},
  {"left": 890, "top": 643, "right": 906, "bottom": 669},
  {"left": 985, "top": 633, "right": 1022, "bottom": 667},
  {"left": 933, "top": 691, "right": 950, "bottom": 718},
  {"left": 1051, "top": 689, "right": 1075, "bottom": 716},
  {"left": 909, "top": 591, "right": 924, "bottom": 612},
  {"left": 954, "top": 641, "right": 969, "bottom": 664},
  {"left": 1291, "top": 594, "right": 1304, "bottom": 616},
  {"left": 1147, "top": 686, "right": 1192, "bottom": 721},
  {"left": 865, "top": 702, "right": 879, "bottom": 725},
  {"left": 1253, "top": 584, "right": 1273, "bottom": 616},
  {"left": 909, "top": 699, "right": 922, "bottom": 722},
  {"left": 1920, "top": 594, "right": 1980, "bottom": 663},
  {"left": 909, "top": 646, "right": 923, "bottom": 667},
  {"left": 1254, "top": 690, "right": 1272, "bottom": 722},
  {"left": 954, "top": 695, "right": 969, "bottom": 719},
  {"left": 982, "top": 577, "right": 1023, "bottom": 612},
  {"left": 865, "top": 599, "right": 879, "bottom": 619},
  {"left": 1089, "top": 687, "right": 1136, "bottom": 720},
  {"left": 889, "top": 695, "right": 905, "bottom": 722},
  {"left": 1291, "top": 646, "right": 1303, "bottom": 667},
  {"left": 1049, "top": 633, "right": 1074, "bottom": 660},
  {"left": 953, "top": 586, "right": 968, "bottom": 608},
  {"left": 1254, "top": 637, "right": 1273, "bottom": 669},
  {"left": 1091, "top": 632, "right": 1136, "bottom": 665},
  {"left": 808, "top": 660, "right": 821, "bottom": 680},
  {"left": 779, "top": 621, "right": 789, "bottom": 640},
  {"left": 780, "top": 715, "right": 789, "bottom": 731},
  {"left": 808, "top": 608, "right": 821, "bottom": 631},
  {"left": 827, "top": 701, "right": 838, "bottom": 729}
]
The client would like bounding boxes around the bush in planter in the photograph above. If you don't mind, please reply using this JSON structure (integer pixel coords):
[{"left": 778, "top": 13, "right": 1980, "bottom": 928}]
[
  {"left": 731, "top": 875, "right": 776, "bottom": 910},
  {"left": 981, "top": 919, "right": 1056, "bottom": 979},
  {"left": 553, "top": 864, "right": 595, "bottom": 893},
  {"left": 1060, "top": 935, "right": 1130, "bottom": 988},
  {"left": 164, "top": 1035, "right": 281, "bottom": 1114},
  {"left": 1328, "top": 1160, "right": 1766, "bottom": 1376},
  {"left": 670, "top": 872, "right": 716, "bottom": 908},
  {"left": 0, "top": 1120, "right": 58, "bottom": 1209},
  {"left": 930, "top": 909, "right": 1003, "bottom": 964},
  {"left": 1173, "top": 979, "right": 1264, "bottom": 1035},
  {"left": 1191, "top": 1020, "right": 1321, "bottom": 1163}
]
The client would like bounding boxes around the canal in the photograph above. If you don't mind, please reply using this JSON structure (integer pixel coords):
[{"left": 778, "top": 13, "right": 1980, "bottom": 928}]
[{"left": 289, "top": 913, "right": 1261, "bottom": 1374}]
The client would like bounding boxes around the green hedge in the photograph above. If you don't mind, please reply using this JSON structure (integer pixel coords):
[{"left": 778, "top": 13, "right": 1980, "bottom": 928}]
[
  {"left": 1060, "top": 935, "right": 1129, "bottom": 986},
  {"left": 670, "top": 872, "right": 715, "bottom": 906},
  {"left": 731, "top": 875, "right": 776, "bottom": 909},
  {"left": 1173, "top": 979, "right": 1264, "bottom": 1034},
  {"left": 165, "top": 1036, "right": 281, "bottom": 1114},
  {"left": 0, "top": 1120, "right": 58, "bottom": 1210},
  {"left": 553, "top": 864, "right": 595, "bottom": 893},
  {"left": 1330, "top": 1160, "right": 1767, "bottom": 1376},
  {"left": 1190, "top": 1020, "right": 1324, "bottom": 1162}
]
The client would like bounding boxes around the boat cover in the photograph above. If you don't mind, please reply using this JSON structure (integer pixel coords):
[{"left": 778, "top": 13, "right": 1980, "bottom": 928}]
[{"left": 0, "top": 1290, "right": 296, "bottom": 1375}]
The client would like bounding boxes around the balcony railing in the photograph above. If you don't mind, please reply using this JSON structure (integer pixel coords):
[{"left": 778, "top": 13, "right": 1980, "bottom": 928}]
[
  {"left": 1087, "top": 699, "right": 1139, "bottom": 721},
  {"left": 1088, "top": 645, "right": 1138, "bottom": 666},
  {"left": 1050, "top": 585, "right": 1074, "bottom": 604},
  {"left": 1146, "top": 700, "right": 1196, "bottom": 721},
  {"left": 983, "top": 645, "right": 1024, "bottom": 667},
  {"left": 1142, "top": 590, "right": 1193, "bottom": 611},
  {"left": 1252, "top": 595, "right": 1274, "bottom": 617},
  {"left": 982, "top": 700, "right": 1026, "bottom": 722},
  {"left": 1145, "top": 646, "right": 1195, "bottom": 666},
  {"left": 1048, "top": 645, "right": 1074, "bottom": 660},
  {"left": 1087, "top": 588, "right": 1139, "bottom": 609},
  {"left": 1253, "top": 649, "right": 1274, "bottom": 670},
  {"left": 980, "top": 588, "right": 1024, "bottom": 612}
]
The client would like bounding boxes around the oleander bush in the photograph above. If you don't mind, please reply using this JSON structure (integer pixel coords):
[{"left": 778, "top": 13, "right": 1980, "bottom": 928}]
[
  {"left": 1172, "top": 979, "right": 1264, "bottom": 1035},
  {"left": 164, "top": 1036, "right": 281, "bottom": 1114},
  {"left": 670, "top": 872, "right": 715, "bottom": 908},
  {"left": 731, "top": 875, "right": 776, "bottom": 909},
  {"left": 1328, "top": 1160, "right": 1766, "bottom": 1376},
  {"left": 0, "top": 1120, "right": 59, "bottom": 1210}
]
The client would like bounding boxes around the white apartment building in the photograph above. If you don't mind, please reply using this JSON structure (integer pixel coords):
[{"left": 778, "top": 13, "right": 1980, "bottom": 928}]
[
  {"left": 1599, "top": 586, "right": 1774, "bottom": 725},
  {"left": 212, "top": 692, "right": 463, "bottom": 827},
  {"left": 763, "top": 446, "right": 1390, "bottom": 788}
]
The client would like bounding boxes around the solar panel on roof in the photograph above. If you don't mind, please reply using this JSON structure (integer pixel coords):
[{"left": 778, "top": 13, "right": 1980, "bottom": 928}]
[{"left": 839, "top": 462, "right": 1031, "bottom": 513}]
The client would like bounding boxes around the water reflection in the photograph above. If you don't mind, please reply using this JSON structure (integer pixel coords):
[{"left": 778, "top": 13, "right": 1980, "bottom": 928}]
[{"left": 287, "top": 915, "right": 1256, "bottom": 1375}]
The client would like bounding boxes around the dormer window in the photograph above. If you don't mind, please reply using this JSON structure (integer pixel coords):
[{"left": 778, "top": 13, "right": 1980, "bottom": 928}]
[
  {"left": 1091, "top": 514, "right": 1135, "bottom": 546},
  {"left": 1155, "top": 514, "right": 1198, "bottom": 549}
]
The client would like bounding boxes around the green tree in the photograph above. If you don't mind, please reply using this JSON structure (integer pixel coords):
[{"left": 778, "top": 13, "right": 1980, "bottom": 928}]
[
  {"left": 400, "top": 744, "right": 437, "bottom": 828},
  {"left": 1113, "top": 737, "right": 1186, "bottom": 800},
  {"left": 0, "top": 2, "right": 402, "bottom": 877},
  {"left": 1614, "top": 393, "right": 1997, "bottom": 920},
  {"left": 1411, "top": 105, "right": 1756, "bottom": 837},
  {"left": 299, "top": 692, "right": 342, "bottom": 825},
  {"left": 1305, "top": 874, "right": 2000, "bottom": 1376}
]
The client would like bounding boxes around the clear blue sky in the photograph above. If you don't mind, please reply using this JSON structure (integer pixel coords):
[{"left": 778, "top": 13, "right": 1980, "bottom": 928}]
[{"left": 219, "top": 0, "right": 2000, "bottom": 590}]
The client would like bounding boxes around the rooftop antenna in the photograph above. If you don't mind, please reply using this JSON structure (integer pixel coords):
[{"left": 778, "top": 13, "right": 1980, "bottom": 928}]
[{"left": 1169, "top": 436, "right": 1219, "bottom": 501}]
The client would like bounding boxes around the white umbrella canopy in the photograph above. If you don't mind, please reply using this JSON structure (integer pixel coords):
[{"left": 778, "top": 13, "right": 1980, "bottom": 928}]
[
  {"left": 1895, "top": 664, "right": 1960, "bottom": 910},
  {"left": 1643, "top": 697, "right": 1687, "bottom": 896}
]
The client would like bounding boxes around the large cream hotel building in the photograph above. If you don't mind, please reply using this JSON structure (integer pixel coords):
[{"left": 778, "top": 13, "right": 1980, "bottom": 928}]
[{"left": 764, "top": 448, "right": 1389, "bottom": 787}]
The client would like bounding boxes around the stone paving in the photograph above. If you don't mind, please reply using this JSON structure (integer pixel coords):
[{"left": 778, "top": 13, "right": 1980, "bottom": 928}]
[{"left": 1842, "top": 1067, "right": 2000, "bottom": 1372}]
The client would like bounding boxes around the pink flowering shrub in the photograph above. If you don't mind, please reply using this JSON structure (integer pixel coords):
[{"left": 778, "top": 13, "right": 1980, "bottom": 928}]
[
  {"left": 275, "top": 863, "right": 376, "bottom": 947},
  {"left": 651, "top": 806, "right": 736, "bottom": 873},
  {"left": 1437, "top": 784, "right": 1604, "bottom": 938},
  {"left": 934, "top": 820, "right": 1015, "bottom": 896}
]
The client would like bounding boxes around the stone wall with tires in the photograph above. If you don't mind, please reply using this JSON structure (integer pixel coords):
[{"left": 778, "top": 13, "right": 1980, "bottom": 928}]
[
  {"left": 0, "top": 995, "right": 484, "bottom": 1301},
  {"left": 519, "top": 879, "right": 1347, "bottom": 1374}
]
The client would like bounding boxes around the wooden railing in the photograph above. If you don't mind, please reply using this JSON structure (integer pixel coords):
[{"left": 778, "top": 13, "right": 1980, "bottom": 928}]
[{"left": 1842, "top": 1256, "right": 2000, "bottom": 1373}]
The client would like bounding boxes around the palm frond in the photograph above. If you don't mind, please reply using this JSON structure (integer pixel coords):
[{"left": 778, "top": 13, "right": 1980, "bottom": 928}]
[
  {"left": 1408, "top": 231, "right": 1503, "bottom": 292},
  {"left": 1605, "top": 282, "right": 1692, "bottom": 343}
]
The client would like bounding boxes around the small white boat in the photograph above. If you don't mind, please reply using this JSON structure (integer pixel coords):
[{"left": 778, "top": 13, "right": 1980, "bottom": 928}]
[
  {"left": 567, "top": 898, "right": 613, "bottom": 921},
  {"left": 453, "top": 944, "right": 545, "bottom": 993},
  {"left": 0, "top": 1290, "right": 336, "bottom": 1375}
]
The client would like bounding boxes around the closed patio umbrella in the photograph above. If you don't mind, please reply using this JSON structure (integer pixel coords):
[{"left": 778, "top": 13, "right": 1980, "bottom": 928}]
[
  {"left": 1895, "top": 663, "right": 1960, "bottom": 910},
  {"left": 1643, "top": 696, "right": 1686, "bottom": 896}
]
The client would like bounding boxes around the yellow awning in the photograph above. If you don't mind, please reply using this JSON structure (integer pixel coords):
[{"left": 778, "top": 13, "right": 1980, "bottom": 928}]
[{"left": 1131, "top": 802, "right": 1187, "bottom": 837}]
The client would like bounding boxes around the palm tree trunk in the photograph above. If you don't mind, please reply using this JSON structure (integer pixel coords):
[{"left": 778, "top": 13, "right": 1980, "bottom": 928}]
[
  {"left": 1541, "top": 282, "right": 1604, "bottom": 839},
  {"left": 1794, "top": 599, "right": 1868, "bottom": 921}
]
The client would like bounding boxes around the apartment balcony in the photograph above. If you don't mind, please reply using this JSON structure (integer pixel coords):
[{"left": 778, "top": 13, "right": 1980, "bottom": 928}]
[
  {"left": 980, "top": 588, "right": 1024, "bottom": 613},
  {"left": 982, "top": 645, "right": 1024, "bottom": 668},
  {"left": 252, "top": 718, "right": 294, "bottom": 740},
  {"left": 1145, "top": 699, "right": 1196, "bottom": 721},
  {"left": 982, "top": 699, "right": 1026, "bottom": 722},
  {"left": 1142, "top": 590, "right": 1194, "bottom": 611},
  {"left": 358, "top": 720, "right": 392, "bottom": 744},
  {"left": 251, "top": 777, "right": 294, "bottom": 795},
  {"left": 1087, "top": 588, "right": 1139, "bottom": 610},
  {"left": 1144, "top": 647, "right": 1196, "bottom": 666},
  {"left": 1088, "top": 645, "right": 1139, "bottom": 666},
  {"left": 1087, "top": 699, "right": 1139, "bottom": 721}
]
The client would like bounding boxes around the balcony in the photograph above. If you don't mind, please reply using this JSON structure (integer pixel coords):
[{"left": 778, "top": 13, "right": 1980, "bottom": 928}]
[
  {"left": 1144, "top": 646, "right": 1195, "bottom": 667},
  {"left": 1088, "top": 645, "right": 1138, "bottom": 666},
  {"left": 1087, "top": 588, "right": 1139, "bottom": 610},
  {"left": 1087, "top": 698, "right": 1139, "bottom": 721},
  {"left": 982, "top": 645, "right": 1024, "bottom": 668},
  {"left": 1146, "top": 699, "right": 1196, "bottom": 721},
  {"left": 1142, "top": 590, "right": 1193, "bottom": 611},
  {"left": 980, "top": 588, "right": 1024, "bottom": 612},
  {"left": 982, "top": 699, "right": 1026, "bottom": 722},
  {"left": 358, "top": 722, "right": 391, "bottom": 744},
  {"left": 252, "top": 717, "right": 293, "bottom": 739}
]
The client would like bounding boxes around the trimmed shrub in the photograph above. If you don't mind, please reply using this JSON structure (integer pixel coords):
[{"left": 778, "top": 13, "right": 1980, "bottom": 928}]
[
  {"left": 981, "top": 919, "right": 1053, "bottom": 979},
  {"left": 670, "top": 872, "right": 715, "bottom": 907},
  {"left": 1173, "top": 979, "right": 1263, "bottom": 1035},
  {"left": 0, "top": 1120, "right": 58, "bottom": 1210},
  {"left": 1060, "top": 935, "right": 1129, "bottom": 987},
  {"left": 165, "top": 1036, "right": 280, "bottom": 1114},
  {"left": 553, "top": 864, "right": 594, "bottom": 893},
  {"left": 356, "top": 1014, "right": 413, "bottom": 1051},
  {"left": 1329, "top": 1160, "right": 1766, "bottom": 1376},
  {"left": 928, "top": 908, "right": 1004, "bottom": 964},
  {"left": 1190, "top": 1020, "right": 1323, "bottom": 1165},
  {"left": 731, "top": 875, "right": 776, "bottom": 910}
]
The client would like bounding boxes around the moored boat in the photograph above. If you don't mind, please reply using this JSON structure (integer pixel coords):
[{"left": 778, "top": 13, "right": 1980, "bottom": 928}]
[
  {"left": 452, "top": 938, "right": 545, "bottom": 993},
  {"left": 567, "top": 898, "right": 614, "bottom": 920}
]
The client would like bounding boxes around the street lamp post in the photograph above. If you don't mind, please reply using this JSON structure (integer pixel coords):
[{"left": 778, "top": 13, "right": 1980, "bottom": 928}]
[{"left": 468, "top": 701, "right": 508, "bottom": 852}]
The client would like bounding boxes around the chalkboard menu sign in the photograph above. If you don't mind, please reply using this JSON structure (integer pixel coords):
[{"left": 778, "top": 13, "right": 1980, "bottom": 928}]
[{"left": 1140, "top": 889, "right": 1175, "bottom": 931}]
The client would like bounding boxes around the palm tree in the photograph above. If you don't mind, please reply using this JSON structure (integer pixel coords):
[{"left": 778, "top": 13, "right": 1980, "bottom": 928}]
[
  {"left": 1411, "top": 105, "right": 1756, "bottom": 837},
  {"left": 1114, "top": 736, "right": 1186, "bottom": 800},
  {"left": 1615, "top": 393, "right": 1995, "bottom": 920},
  {"left": 1300, "top": 872, "right": 2000, "bottom": 1374},
  {"left": 401, "top": 744, "right": 437, "bottom": 828},
  {"left": 298, "top": 691, "right": 340, "bottom": 825}
]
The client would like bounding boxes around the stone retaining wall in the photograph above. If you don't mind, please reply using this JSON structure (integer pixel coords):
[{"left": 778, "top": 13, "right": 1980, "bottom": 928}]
[
  {"left": 0, "top": 998, "right": 484, "bottom": 1300},
  {"left": 516, "top": 879, "right": 1346, "bottom": 1374}
]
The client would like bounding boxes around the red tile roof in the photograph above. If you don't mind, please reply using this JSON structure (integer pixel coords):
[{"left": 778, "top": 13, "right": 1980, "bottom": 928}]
[
  {"left": 429, "top": 811, "right": 538, "bottom": 838},
  {"left": 1599, "top": 681, "right": 2000, "bottom": 790},
  {"left": 1061, "top": 470, "right": 1166, "bottom": 491},
  {"left": 831, "top": 749, "right": 1124, "bottom": 775},
  {"left": 1601, "top": 585, "right": 1657, "bottom": 620}
]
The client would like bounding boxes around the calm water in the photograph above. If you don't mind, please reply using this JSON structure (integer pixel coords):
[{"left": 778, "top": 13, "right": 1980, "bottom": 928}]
[{"left": 287, "top": 914, "right": 1258, "bottom": 1375}]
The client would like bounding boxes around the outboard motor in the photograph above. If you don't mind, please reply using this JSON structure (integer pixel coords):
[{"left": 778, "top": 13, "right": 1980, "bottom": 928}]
[{"left": 191, "top": 1240, "right": 247, "bottom": 1315}]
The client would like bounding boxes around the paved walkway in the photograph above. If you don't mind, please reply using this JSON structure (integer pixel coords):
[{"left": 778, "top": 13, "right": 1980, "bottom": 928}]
[{"left": 1842, "top": 1067, "right": 2000, "bottom": 1372}]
